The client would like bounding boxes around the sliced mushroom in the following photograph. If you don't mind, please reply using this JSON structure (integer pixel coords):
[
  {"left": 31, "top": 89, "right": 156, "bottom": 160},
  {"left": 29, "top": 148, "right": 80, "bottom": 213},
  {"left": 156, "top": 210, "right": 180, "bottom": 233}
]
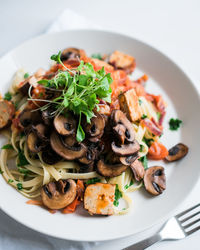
[
  {"left": 32, "top": 123, "right": 49, "bottom": 141},
  {"left": 0, "top": 100, "right": 15, "bottom": 129},
  {"left": 84, "top": 113, "right": 105, "bottom": 137},
  {"left": 19, "top": 109, "right": 42, "bottom": 128},
  {"left": 130, "top": 159, "right": 145, "bottom": 181},
  {"left": 54, "top": 114, "right": 76, "bottom": 136},
  {"left": 41, "top": 147, "right": 62, "bottom": 165},
  {"left": 120, "top": 153, "right": 138, "bottom": 166},
  {"left": 79, "top": 163, "right": 94, "bottom": 173},
  {"left": 60, "top": 48, "right": 86, "bottom": 61},
  {"left": 27, "top": 132, "right": 46, "bottom": 153},
  {"left": 78, "top": 150, "right": 95, "bottom": 165},
  {"left": 144, "top": 166, "right": 166, "bottom": 195},
  {"left": 97, "top": 159, "right": 128, "bottom": 177},
  {"left": 50, "top": 131, "right": 87, "bottom": 160},
  {"left": 41, "top": 179, "right": 77, "bottom": 209},
  {"left": 111, "top": 109, "right": 135, "bottom": 143},
  {"left": 88, "top": 131, "right": 104, "bottom": 142},
  {"left": 165, "top": 143, "right": 188, "bottom": 162},
  {"left": 18, "top": 76, "right": 38, "bottom": 95},
  {"left": 42, "top": 106, "right": 55, "bottom": 125},
  {"left": 111, "top": 140, "right": 140, "bottom": 156},
  {"left": 63, "top": 134, "right": 77, "bottom": 147}
]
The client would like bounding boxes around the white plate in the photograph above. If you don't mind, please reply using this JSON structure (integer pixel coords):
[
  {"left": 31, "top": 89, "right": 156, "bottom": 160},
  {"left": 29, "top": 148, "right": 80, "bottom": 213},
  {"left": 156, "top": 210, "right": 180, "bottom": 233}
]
[{"left": 0, "top": 30, "right": 200, "bottom": 242}]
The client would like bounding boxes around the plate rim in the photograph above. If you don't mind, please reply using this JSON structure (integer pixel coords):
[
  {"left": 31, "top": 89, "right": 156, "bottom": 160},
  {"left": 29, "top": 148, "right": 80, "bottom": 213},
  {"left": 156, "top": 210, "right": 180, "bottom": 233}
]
[{"left": 0, "top": 29, "right": 200, "bottom": 242}]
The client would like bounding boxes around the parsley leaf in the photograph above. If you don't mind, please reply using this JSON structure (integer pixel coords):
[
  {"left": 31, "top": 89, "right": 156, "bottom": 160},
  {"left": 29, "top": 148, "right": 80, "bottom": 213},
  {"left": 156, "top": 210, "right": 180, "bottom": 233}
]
[
  {"left": 157, "top": 112, "right": 161, "bottom": 121},
  {"left": 139, "top": 99, "right": 142, "bottom": 105},
  {"left": 76, "top": 114, "right": 85, "bottom": 142},
  {"left": 114, "top": 184, "right": 122, "bottom": 207},
  {"left": 91, "top": 53, "right": 102, "bottom": 60},
  {"left": 4, "top": 92, "right": 12, "bottom": 101},
  {"left": 139, "top": 156, "right": 148, "bottom": 170},
  {"left": 86, "top": 177, "right": 101, "bottom": 185},
  {"left": 141, "top": 114, "right": 147, "bottom": 119},
  {"left": 1, "top": 144, "right": 13, "bottom": 150},
  {"left": 18, "top": 167, "right": 30, "bottom": 177},
  {"left": 17, "top": 183, "right": 23, "bottom": 190},
  {"left": 24, "top": 73, "right": 29, "bottom": 79},
  {"left": 142, "top": 137, "right": 153, "bottom": 147},
  {"left": 124, "top": 180, "right": 134, "bottom": 190},
  {"left": 0, "top": 169, "right": 3, "bottom": 174},
  {"left": 8, "top": 179, "right": 14, "bottom": 183},
  {"left": 17, "top": 150, "right": 29, "bottom": 167},
  {"left": 169, "top": 118, "right": 182, "bottom": 131}
]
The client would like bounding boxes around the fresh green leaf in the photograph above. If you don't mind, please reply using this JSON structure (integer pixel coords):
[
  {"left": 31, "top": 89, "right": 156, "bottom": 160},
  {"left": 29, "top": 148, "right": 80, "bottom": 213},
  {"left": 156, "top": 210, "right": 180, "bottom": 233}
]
[
  {"left": 124, "top": 180, "right": 134, "bottom": 190},
  {"left": 169, "top": 118, "right": 182, "bottom": 131},
  {"left": 18, "top": 150, "right": 29, "bottom": 167},
  {"left": 24, "top": 73, "right": 29, "bottom": 79},
  {"left": 91, "top": 53, "right": 102, "bottom": 60},
  {"left": 141, "top": 114, "right": 147, "bottom": 119},
  {"left": 86, "top": 177, "right": 101, "bottom": 185},
  {"left": 51, "top": 51, "right": 62, "bottom": 63},
  {"left": 18, "top": 167, "right": 30, "bottom": 176},
  {"left": 76, "top": 115, "right": 85, "bottom": 142},
  {"left": 142, "top": 137, "right": 153, "bottom": 147},
  {"left": 8, "top": 179, "right": 14, "bottom": 183},
  {"left": 157, "top": 112, "right": 161, "bottom": 121},
  {"left": 139, "top": 99, "right": 142, "bottom": 105},
  {"left": 0, "top": 169, "right": 3, "bottom": 174},
  {"left": 113, "top": 184, "right": 123, "bottom": 207},
  {"left": 17, "top": 183, "right": 23, "bottom": 190},
  {"left": 1, "top": 144, "right": 13, "bottom": 150},
  {"left": 139, "top": 156, "right": 148, "bottom": 170},
  {"left": 4, "top": 92, "right": 12, "bottom": 101},
  {"left": 140, "top": 144, "right": 144, "bottom": 152}
]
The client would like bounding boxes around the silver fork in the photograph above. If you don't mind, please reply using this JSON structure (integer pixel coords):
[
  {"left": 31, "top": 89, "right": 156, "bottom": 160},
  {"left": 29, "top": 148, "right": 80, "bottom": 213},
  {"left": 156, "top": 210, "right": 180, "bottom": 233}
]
[{"left": 124, "top": 203, "right": 200, "bottom": 250}]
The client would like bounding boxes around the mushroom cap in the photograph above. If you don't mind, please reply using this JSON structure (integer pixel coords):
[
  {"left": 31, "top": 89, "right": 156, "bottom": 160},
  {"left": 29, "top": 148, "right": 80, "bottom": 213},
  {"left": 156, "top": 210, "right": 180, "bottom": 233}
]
[
  {"left": 54, "top": 114, "right": 76, "bottom": 136},
  {"left": 42, "top": 106, "right": 55, "bottom": 125},
  {"left": 32, "top": 123, "right": 49, "bottom": 141},
  {"left": 97, "top": 159, "right": 128, "bottom": 177},
  {"left": 0, "top": 100, "right": 15, "bottom": 129},
  {"left": 144, "top": 166, "right": 166, "bottom": 195},
  {"left": 120, "top": 153, "right": 138, "bottom": 166},
  {"left": 50, "top": 131, "right": 87, "bottom": 160},
  {"left": 130, "top": 159, "right": 145, "bottom": 181},
  {"left": 41, "top": 147, "right": 62, "bottom": 165},
  {"left": 27, "top": 132, "right": 47, "bottom": 153},
  {"left": 19, "top": 109, "right": 42, "bottom": 128},
  {"left": 111, "top": 109, "right": 135, "bottom": 143},
  {"left": 111, "top": 140, "right": 140, "bottom": 156},
  {"left": 165, "top": 143, "right": 188, "bottom": 162},
  {"left": 84, "top": 113, "right": 105, "bottom": 137},
  {"left": 60, "top": 48, "right": 86, "bottom": 61},
  {"left": 41, "top": 179, "right": 77, "bottom": 209}
]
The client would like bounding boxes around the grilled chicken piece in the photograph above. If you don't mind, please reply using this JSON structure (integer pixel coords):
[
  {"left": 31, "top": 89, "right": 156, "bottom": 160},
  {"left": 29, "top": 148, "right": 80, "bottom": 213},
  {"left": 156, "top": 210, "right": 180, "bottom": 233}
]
[
  {"left": 92, "top": 58, "right": 114, "bottom": 72},
  {"left": 84, "top": 183, "right": 115, "bottom": 215},
  {"left": 119, "top": 89, "right": 142, "bottom": 122},
  {"left": 0, "top": 100, "right": 15, "bottom": 129},
  {"left": 109, "top": 51, "right": 136, "bottom": 74}
]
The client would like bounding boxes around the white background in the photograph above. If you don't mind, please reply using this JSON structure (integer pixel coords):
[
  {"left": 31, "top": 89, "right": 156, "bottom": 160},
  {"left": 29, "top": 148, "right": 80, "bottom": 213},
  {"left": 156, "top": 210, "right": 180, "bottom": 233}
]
[{"left": 0, "top": 0, "right": 200, "bottom": 249}]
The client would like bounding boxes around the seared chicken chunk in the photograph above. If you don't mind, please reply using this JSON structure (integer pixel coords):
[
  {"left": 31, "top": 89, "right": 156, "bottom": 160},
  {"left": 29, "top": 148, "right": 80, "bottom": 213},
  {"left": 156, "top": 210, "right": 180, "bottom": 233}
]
[
  {"left": 84, "top": 183, "right": 115, "bottom": 215},
  {"left": 109, "top": 51, "right": 135, "bottom": 73},
  {"left": 119, "top": 89, "right": 142, "bottom": 122}
]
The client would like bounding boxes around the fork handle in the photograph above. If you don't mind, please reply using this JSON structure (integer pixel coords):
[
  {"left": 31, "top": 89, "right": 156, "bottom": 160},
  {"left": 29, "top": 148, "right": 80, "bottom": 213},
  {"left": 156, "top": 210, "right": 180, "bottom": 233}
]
[{"left": 123, "top": 233, "right": 162, "bottom": 250}]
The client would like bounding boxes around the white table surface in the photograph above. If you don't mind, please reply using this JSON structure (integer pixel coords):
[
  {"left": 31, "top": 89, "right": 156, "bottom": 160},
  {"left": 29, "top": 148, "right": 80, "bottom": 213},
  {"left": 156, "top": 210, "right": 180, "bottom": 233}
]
[{"left": 0, "top": 0, "right": 200, "bottom": 249}]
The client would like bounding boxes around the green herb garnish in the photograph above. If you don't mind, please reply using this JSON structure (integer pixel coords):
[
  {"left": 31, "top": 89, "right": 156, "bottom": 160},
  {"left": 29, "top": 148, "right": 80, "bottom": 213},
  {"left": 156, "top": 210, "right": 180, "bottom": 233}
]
[
  {"left": 18, "top": 167, "right": 30, "bottom": 177},
  {"left": 91, "top": 53, "right": 102, "bottom": 60},
  {"left": 113, "top": 184, "right": 122, "bottom": 207},
  {"left": 169, "top": 118, "right": 182, "bottom": 131},
  {"left": 124, "top": 180, "right": 133, "bottom": 190},
  {"left": 139, "top": 99, "right": 142, "bottom": 105},
  {"left": 1, "top": 144, "right": 13, "bottom": 150},
  {"left": 4, "top": 92, "right": 12, "bottom": 101},
  {"left": 86, "top": 177, "right": 101, "bottom": 185},
  {"left": 8, "top": 179, "right": 14, "bottom": 183},
  {"left": 157, "top": 112, "right": 161, "bottom": 121},
  {"left": 141, "top": 114, "right": 147, "bottom": 119},
  {"left": 0, "top": 169, "right": 3, "bottom": 174},
  {"left": 34, "top": 51, "right": 113, "bottom": 142},
  {"left": 17, "top": 150, "right": 29, "bottom": 167},
  {"left": 142, "top": 137, "right": 153, "bottom": 147},
  {"left": 24, "top": 73, "right": 29, "bottom": 79},
  {"left": 139, "top": 155, "right": 148, "bottom": 170},
  {"left": 140, "top": 144, "right": 144, "bottom": 152},
  {"left": 17, "top": 183, "right": 23, "bottom": 190}
]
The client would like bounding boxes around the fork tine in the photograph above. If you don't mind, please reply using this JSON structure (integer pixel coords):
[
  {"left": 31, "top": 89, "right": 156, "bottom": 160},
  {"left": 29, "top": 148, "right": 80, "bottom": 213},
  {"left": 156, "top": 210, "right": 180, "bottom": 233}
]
[
  {"left": 176, "top": 203, "right": 200, "bottom": 219},
  {"left": 180, "top": 211, "right": 200, "bottom": 223},
  {"left": 183, "top": 218, "right": 200, "bottom": 229},
  {"left": 186, "top": 225, "right": 200, "bottom": 236}
]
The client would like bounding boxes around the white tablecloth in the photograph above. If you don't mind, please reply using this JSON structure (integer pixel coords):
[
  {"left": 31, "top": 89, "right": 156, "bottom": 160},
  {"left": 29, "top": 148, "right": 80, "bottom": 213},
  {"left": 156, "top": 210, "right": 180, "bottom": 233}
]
[{"left": 0, "top": 1, "right": 200, "bottom": 249}]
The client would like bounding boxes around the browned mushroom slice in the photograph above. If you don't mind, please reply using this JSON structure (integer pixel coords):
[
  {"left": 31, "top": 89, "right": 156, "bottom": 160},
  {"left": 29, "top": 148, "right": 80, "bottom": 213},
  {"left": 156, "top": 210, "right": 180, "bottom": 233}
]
[
  {"left": 42, "top": 106, "right": 55, "bottom": 125},
  {"left": 63, "top": 134, "right": 77, "bottom": 147},
  {"left": 88, "top": 131, "right": 104, "bottom": 143},
  {"left": 97, "top": 159, "right": 128, "bottom": 177},
  {"left": 84, "top": 113, "right": 105, "bottom": 137},
  {"left": 0, "top": 100, "right": 15, "bottom": 129},
  {"left": 41, "top": 147, "right": 62, "bottom": 165},
  {"left": 130, "top": 159, "right": 145, "bottom": 181},
  {"left": 32, "top": 124, "right": 49, "bottom": 141},
  {"left": 41, "top": 179, "right": 77, "bottom": 209},
  {"left": 165, "top": 143, "right": 188, "bottom": 162},
  {"left": 27, "top": 132, "right": 47, "bottom": 153},
  {"left": 50, "top": 131, "right": 87, "bottom": 160},
  {"left": 60, "top": 48, "right": 86, "bottom": 61},
  {"left": 111, "top": 109, "right": 135, "bottom": 143},
  {"left": 78, "top": 150, "right": 95, "bottom": 165},
  {"left": 120, "top": 153, "right": 138, "bottom": 166},
  {"left": 111, "top": 140, "right": 140, "bottom": 156},
  {"left": 18, "top": 75, "right": 38, "bottom": 95},
  {"left": 144, "top": 166, "right": 166, "bottom": 195},
  {"left": 54, "top": 114, "right": 76, "bottom": 136},
  {"left": 19, "top": 109, "right": 42, "bottom": 128}
]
